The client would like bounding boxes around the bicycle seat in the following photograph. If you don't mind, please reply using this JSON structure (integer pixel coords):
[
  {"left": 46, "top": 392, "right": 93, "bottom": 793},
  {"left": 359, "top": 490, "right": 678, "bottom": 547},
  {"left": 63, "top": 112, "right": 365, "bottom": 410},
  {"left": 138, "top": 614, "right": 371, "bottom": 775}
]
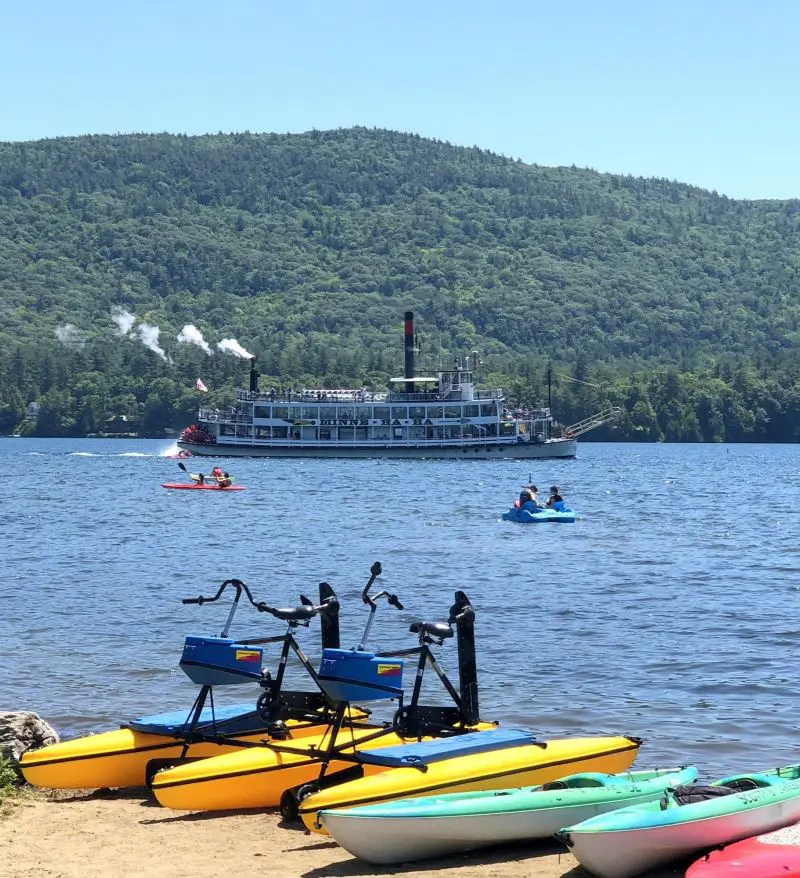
[
  {"left": 409, "top": 620, "right": 453, "bottom": 639},
  {"left": 267, "top": 605, "right": 317, "bottom": 622}
]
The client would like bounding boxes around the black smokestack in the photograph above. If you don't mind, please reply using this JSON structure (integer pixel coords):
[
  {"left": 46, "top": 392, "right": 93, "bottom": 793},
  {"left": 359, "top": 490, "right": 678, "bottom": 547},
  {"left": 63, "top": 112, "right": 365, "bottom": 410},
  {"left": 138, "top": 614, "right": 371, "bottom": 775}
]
[
  {"left": 404, "top": 311, "right": 415, "bottom": 393},
  {"left": 249, "top": 357, "right": 259, "bottom": 393}
]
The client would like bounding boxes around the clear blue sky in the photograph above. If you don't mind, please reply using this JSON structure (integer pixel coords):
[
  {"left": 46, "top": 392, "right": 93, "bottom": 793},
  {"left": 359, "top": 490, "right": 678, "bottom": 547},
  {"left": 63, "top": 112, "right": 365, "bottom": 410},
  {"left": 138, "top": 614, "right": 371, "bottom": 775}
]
[{"left": 2, "top": 0, "right": 798, "bottom": 199}]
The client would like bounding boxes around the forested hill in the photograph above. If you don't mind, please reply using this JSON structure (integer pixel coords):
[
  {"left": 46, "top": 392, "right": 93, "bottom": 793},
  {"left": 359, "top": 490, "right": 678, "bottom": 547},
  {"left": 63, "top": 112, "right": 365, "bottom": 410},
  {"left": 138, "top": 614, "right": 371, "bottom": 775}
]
[{"left": 2, "top": 127, "right": 800, "bottom": 441}]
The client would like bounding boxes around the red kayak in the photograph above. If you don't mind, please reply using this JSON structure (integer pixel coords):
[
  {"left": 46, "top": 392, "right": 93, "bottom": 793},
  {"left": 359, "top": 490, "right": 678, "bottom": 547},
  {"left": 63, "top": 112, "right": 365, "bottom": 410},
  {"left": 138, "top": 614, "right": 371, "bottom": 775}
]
[
  {"left": 687, "top": 826, "right": 800, "bottom": 876},
  {"left": 161, "top": 483, "right": 246, "bottom": 491}
]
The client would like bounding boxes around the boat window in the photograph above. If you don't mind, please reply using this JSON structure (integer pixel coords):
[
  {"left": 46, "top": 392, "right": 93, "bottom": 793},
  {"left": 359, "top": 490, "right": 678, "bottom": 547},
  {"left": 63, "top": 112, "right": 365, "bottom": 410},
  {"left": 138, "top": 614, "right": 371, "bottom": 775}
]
[
  {"left": 373, "top": 426, "right": 390, "bottom": 439},
  {"left": 444, "top": 405, "right": 461, "bottom": 419},
  {"left": 236, "top": 425, "right": 252, "bottom": 438},
  {"left": 500, "top": 422, "right": 516, "bottom": 436},
  {"left": 355, "top": 427, "right": 368, "bottom": 441},
  {"left": 273, "top": 406, "right": 289, "bottom": 419},
  {"left": 301, "top": 406, "right": 319, "bottom": 420},
  {"left": 338, "top": 406, "right": 354, "bottom": 420},
  {"left": 427, "top": 405, "right": 443, "bottom": 419},
  {"left": 481, "top": 403, "right": 497, "bottom": 417},
  {"left": 373, "top": 406, "right": 390, "bottom": 420},
  {"left": 254, "top": 406, "right": 271, "bottom": 419},
  {"left": 444, "top": 426, "right": 462, "bottom": 439},
  {"left": 220, "top": 424, "right": 236, "bottom": 436},
  {"left": 393, "top": 427, "right": 404, "bottom": 439},
  {"left": 354, "top": 406, "right": 371, "bottom": 420},
  {"left": 320, "top": 406, "right": 338, "bottom": 419},
  {"left": 464, "top": 404, "right": 479, "bottom": 418},
  {"left": 339, "top": 427, "right": 354, "bottom": 440},
  {"left": 319, "top": 428, "right": 331, "bottom": 440},
  {"left": 391, "top": 406, "right": 408, "bottom": 420},
  {"left": 255, "top": 426, "right": 272, "bottom": 439},
  {"left": 409, "top": 406, "right": 426, "bottom": 419},
  {"left": 272, "top": 426, "right": 288, "bottom": 438}
]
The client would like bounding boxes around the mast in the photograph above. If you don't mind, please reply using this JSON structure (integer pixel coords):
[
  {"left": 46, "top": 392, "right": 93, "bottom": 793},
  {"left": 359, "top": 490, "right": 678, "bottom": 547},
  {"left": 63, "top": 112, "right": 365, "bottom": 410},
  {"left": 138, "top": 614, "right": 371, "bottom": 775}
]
[{"left": 404, "top": 311, "right": 415, "bottom": 394}]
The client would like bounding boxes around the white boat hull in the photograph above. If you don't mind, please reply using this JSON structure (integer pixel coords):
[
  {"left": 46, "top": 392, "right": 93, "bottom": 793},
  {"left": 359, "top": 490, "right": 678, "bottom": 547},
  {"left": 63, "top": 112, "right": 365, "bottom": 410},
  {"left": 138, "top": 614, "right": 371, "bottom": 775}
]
[
  {"left": 177, "top": 438, "right": 578, "bottom": 460},
  {"left": 567, "top": 799, "right": 800, "bottom": 878},
  {"left": 320, "top": 791, "right": 668, "bottom": 865}
]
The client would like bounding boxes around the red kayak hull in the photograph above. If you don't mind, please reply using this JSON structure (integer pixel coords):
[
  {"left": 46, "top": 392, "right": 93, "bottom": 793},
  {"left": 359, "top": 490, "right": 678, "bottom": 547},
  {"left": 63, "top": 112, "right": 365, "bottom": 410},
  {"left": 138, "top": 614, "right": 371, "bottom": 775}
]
[
  {"left": 161, "top": 483, "right": 246, "bottom": 491},
  {"left": 688, "top": 830, "right": 800, "bottom": 877}
]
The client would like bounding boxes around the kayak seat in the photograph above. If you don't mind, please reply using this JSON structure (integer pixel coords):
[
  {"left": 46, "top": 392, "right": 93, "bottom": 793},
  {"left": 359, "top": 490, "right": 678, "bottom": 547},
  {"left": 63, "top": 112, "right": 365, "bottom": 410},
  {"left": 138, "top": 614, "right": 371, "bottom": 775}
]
[
  {"left": 357, "top": 727, "right": 537, "bottom": 768},
  {"left": 665, "top": 784, "right": 740, "bottom": 808},
  {"left": 542, "top": 772, "right": 609, "bottom": 790},
  {"left": 722, "top": 773, "right": 781, "bottom": 790},
  {"left": 409, "top": 620, "right": 453, "bottom": 639}
]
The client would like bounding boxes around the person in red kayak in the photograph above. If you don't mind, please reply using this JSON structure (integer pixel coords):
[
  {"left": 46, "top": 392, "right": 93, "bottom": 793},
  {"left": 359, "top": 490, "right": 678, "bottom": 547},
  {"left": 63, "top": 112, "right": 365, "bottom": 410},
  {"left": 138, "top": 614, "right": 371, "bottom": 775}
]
[
  {"left": 211, "top": 466, "right": 233, "bottom": 488},
  {"left": 189, "top": 472, "right": 205, "bottom": 485}
]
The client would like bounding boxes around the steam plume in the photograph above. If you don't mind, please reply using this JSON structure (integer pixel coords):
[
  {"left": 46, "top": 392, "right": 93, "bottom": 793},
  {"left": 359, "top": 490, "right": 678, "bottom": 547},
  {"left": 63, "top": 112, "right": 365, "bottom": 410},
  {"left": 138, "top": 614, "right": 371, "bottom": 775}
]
[
  {"left": 177, "top": 324, "right": 212, "bottom": 354},
  {"left": 137, "top": 323, "right": 171, "bottom": 362},
  {"left": 54, "top": 324, "right": 87, "bottom": 347},
  {"left": 111, "top": 307, "right": 136, "bottom": 337},
  {"left": 217, "top": 338, "right": 254, "bottom": 359}
]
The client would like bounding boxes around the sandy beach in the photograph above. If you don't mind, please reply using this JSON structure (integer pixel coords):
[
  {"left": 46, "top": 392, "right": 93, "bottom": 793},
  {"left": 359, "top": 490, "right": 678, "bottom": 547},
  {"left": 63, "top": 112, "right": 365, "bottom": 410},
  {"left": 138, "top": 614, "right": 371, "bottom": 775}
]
[{"left": 0, "top": 788, "right": 687, "bottom": 878}]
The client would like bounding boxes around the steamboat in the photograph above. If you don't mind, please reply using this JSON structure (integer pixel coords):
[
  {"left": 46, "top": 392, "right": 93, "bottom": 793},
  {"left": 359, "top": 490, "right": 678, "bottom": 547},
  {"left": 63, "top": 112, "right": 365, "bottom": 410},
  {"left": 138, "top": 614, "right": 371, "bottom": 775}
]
[{"left": 177, "top": 313, "right": 617, "bottom": 459}]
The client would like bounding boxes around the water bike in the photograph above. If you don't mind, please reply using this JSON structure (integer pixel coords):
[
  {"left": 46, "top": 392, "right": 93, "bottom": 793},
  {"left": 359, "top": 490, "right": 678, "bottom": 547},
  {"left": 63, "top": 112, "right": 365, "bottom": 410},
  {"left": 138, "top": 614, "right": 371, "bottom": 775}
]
[
  {"left": 150, "top": 565, "right": 641, "bottom": 818},
  {"left": 19, "top": 577, "right": 369, "bottom": 790},
  {"left": 502, "top": 503, "right": 576, "bottom": 523},
  {"left": 151, "top": 565, "right": 491, "bottom": 812}
]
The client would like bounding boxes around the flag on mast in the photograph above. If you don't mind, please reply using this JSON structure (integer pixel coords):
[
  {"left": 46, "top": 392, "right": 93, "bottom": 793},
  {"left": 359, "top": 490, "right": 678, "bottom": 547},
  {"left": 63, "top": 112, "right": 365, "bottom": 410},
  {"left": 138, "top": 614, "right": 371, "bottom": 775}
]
[{"left": 195, "top": 378, "right": 208, "bottom": 392}]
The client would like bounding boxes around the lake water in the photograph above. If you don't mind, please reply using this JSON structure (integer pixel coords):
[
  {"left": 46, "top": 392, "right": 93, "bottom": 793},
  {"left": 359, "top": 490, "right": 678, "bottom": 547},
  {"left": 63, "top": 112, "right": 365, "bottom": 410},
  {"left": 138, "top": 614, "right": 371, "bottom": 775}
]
[{"left": 1, "top": 437, "right": 798, "bottom": 781}]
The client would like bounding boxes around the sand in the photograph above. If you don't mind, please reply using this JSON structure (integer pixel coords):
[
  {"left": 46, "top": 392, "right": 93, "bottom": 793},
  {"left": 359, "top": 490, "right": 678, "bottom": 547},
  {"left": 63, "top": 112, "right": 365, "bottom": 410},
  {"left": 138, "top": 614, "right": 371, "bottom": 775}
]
[{"left": 0, "top": 788, "right": 687, "bottom": 878}]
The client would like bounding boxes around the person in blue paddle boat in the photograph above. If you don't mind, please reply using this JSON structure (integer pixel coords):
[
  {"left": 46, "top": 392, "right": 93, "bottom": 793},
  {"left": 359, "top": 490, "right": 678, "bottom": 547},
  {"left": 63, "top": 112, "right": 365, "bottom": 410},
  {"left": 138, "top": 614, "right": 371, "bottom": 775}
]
[
  {"left": 546, "top": 485, "right": 567, "bottom": 511},
  {"left": 518, "top": 485, "right": 542, "bottom": 512}
]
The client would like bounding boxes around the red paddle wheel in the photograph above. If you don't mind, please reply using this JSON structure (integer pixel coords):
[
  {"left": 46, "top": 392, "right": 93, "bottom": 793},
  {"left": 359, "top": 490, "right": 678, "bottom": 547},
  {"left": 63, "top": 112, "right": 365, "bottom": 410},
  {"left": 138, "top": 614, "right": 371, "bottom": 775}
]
[{"left": 179, "top": 424, "right": 216, "bottom": 445}]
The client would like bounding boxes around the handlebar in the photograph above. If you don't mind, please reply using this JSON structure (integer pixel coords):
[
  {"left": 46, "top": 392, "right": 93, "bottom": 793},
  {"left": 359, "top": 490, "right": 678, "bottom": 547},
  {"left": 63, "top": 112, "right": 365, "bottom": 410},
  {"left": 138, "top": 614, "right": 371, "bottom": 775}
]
[
  {"left": 182, "top": 578, "right": 338, "bottom": 634},
  {"left": 361, "top": 561, "right": 404, "bottom": 611},
  {"left": 182, "top": 578, "right": 260, "bottom": 608}
]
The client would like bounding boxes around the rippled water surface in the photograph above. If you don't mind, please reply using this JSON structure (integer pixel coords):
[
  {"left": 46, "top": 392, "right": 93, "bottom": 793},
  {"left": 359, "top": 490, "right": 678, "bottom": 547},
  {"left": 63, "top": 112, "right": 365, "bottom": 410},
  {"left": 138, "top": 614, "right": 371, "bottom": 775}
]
[{"left": 2, "top": 437, "right": 798, "bottom": 779}]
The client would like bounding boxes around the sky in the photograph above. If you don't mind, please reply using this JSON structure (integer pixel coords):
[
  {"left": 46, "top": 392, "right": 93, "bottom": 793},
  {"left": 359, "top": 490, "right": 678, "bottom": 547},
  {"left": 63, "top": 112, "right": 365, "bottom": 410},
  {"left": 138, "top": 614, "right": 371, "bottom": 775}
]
[{"left": 1, "top": 0, "right": 798, "bottom": 200}]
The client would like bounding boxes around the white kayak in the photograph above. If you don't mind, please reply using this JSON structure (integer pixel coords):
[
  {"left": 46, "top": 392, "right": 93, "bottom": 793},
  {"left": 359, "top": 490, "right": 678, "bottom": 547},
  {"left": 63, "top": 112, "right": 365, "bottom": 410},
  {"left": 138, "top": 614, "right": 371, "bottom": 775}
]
[{"left": 317, "top": 766, "right": 697, "bottom": 865}]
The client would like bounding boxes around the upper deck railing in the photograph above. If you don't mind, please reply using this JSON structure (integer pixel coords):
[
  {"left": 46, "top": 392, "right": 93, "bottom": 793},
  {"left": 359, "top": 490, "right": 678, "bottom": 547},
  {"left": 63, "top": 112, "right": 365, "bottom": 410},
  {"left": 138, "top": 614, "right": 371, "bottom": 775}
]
[{"left": 234, "top": 387, "right": 505, "bottom": 404}]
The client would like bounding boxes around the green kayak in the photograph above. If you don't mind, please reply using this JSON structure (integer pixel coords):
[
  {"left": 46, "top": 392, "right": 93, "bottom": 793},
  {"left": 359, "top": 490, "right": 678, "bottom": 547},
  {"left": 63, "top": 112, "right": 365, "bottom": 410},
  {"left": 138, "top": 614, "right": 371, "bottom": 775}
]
[
  {"left": 557, "top": 763, "right": 800, "bottom": 878},
  {"left": 318, "top": 766, "right": 698, "bottom": 864}
]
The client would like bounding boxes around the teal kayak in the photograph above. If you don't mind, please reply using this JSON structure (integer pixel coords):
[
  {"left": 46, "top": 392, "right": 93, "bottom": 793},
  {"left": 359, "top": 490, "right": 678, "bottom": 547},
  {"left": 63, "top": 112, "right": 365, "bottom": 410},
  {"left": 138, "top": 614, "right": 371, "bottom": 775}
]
[
  {"left": 557, "top": 764, "right": 800, "bottom": 878},
  {"left": 318, "top": 766, "right": 697, "bottom": 864}
]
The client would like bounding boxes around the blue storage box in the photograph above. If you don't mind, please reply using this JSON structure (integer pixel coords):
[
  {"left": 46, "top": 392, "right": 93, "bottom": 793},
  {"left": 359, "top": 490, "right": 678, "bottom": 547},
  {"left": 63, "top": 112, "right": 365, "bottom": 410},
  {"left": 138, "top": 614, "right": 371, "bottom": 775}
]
[
  {"left": 317, "top": 648, "right": 404, "bottom": 703},
  {"left": 179, "top": 636, "right": 264, "bottom": 686}
]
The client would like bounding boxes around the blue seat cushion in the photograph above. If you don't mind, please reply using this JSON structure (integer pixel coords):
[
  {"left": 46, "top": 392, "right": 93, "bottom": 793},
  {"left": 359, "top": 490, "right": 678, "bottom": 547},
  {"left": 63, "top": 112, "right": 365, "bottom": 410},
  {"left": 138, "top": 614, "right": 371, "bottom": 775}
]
[
  {"left": 358, "top": 727, "right": 536, "bottom": 767},
  {"left": 125, "top": 703, "right": 260, "bottom": 735}
]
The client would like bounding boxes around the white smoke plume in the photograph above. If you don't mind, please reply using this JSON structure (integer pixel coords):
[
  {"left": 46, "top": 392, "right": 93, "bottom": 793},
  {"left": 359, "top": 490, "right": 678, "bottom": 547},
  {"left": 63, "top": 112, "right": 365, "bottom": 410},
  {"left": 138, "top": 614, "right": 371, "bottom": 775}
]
[
  {"left": 54, "top": 324, "right": 87, "bottom": 347},
  {"left": 111, "top": 307, "right": 136, "bottom": 337},
  {"left": 217, "top": 338, "right": 254, "bottom": 359},
  {"left": 137, "top": 323, "right": 171, "bottom": 362},
  {"left": 177, "top": 324, "right": 212, "bottom": 355}
]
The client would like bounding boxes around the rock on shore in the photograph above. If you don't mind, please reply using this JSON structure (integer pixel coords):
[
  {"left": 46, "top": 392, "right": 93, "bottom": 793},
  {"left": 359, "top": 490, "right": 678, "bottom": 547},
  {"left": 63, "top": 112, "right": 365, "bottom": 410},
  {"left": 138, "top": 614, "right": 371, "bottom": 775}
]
[{"left": 0, "top": 711, "right": 60, "bottom": 764}]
